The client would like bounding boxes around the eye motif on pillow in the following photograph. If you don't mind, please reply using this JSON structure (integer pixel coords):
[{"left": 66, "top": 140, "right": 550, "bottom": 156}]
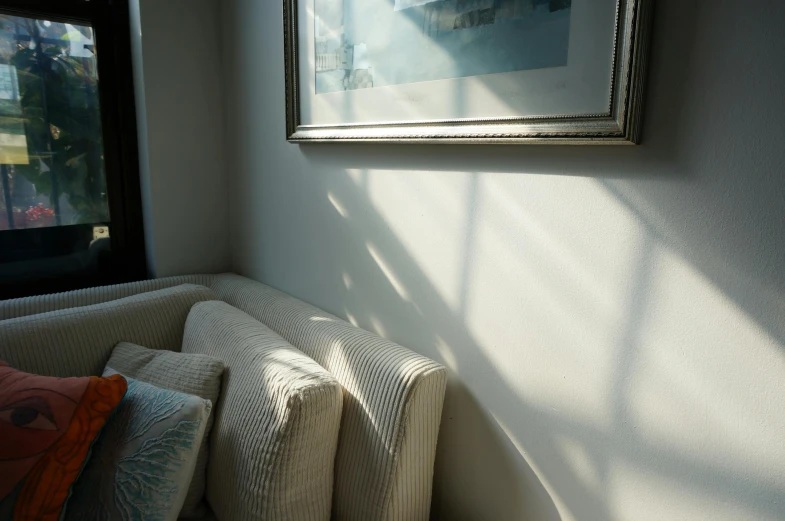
[
  {"left": 0, "top": 395, "right": 59, "bottom": 430},
  {"left": 0, "top": 361, "right": 127, "bottom": 521}
]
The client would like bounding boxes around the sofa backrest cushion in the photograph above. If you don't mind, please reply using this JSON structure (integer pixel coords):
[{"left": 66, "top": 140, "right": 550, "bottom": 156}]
[
  {"left": 0, "top": 273, "right": 448, "bottom": 521},
  {"left": 182, "top": 301, "right": 343, "bottom": 521},
  {"left": 0, "top": 284, "right": 217, "bottom": 378},
  {"left": 0, "top": 276, "right": 215, "bottom": 321},
  {"left": 210, "top": 275, "right": 447, "bottom": 521}
]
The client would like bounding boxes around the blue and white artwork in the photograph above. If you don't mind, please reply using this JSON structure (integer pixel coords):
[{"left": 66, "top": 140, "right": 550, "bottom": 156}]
[{"left": 315, "top": 0, "right": 573, "bottom": 94}]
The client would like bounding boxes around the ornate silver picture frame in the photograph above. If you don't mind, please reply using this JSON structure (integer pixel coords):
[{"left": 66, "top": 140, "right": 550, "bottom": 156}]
[{"left": 284, "top": 0, "right": 653, "bottom": 144}]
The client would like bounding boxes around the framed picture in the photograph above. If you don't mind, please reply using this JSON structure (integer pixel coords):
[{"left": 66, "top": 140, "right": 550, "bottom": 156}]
[{"left": 284, "top": 0, "right": 653, "bottom": 144}]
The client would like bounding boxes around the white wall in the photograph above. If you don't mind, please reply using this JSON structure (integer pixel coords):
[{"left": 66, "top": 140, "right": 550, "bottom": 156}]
[
  {"left": 131, "top": 0, "right": 230, "bottom": 277},
  {"left": 221, "top": 1, "right": 785, "bottom": 520}
]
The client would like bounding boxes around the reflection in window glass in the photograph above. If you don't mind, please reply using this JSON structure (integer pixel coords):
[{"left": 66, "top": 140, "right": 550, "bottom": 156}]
[{"left": 0, "top": 14, "right": 108, "bottom": 231}]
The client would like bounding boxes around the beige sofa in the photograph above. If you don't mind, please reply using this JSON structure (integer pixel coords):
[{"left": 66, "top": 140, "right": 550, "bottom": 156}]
[{"left": 0, "top": 274, "right": 447, "bottom": 521}]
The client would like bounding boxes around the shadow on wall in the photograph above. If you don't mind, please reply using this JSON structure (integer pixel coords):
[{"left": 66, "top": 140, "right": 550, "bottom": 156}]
[
  {"left": 287, "top": 165, "right": 785, "bottom": 521},
  {"left": 297, "top": 4, "right": 782, "bottom": 520},
  {"left": 297, "top": 0, "right": 785, "bottom": 352},
  {"left": 224, "top": 0, "right": 785, "bottom": 519}
]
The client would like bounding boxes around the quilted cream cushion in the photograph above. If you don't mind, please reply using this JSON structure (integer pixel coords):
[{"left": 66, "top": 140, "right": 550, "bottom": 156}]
[
  {"left": 105, "top": 343, "right": 225, "bottom": 518},
  {"left": 181, "top": 301, "right": 343, "bottom": 521}
]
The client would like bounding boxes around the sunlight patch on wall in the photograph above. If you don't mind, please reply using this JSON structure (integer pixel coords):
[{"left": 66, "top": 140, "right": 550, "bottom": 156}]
[
  {"left": 346, "top": 168, "right": 785, "bottom": 521},
  {"left": 364, "top": 169, "right": 472, "bottom": 311},
  {"left": 367, "top": 242, "right": 412, "bottom": 301},
  {"left": 464, "top": 174, "right": 645, "bottom": 423},
  {"left": 554, "top": 434, "right": 603, "bottom": 498},
  {"left": 328, "top": 191, "right": 350, "bottom": 218},
  {"left": 434, "top": 335, "right": 459, "bottom": 372},
  {"left": 609, "top": 458, "right": 775, "bottom": 521},
  {"left": 369, "top": 315, "right": 388, "bottom": 338},
  {"left": 483, "top": 178, "right": 624, "bottom": 322},
  {"left": 624, "top": 246, "right": 784, "bottom": 480},
  {"left": 346, "top": 168, "right": 365, "bottom": 185},
  {"left": 344, "top": 309, "right": 360, "bottom": 327}
]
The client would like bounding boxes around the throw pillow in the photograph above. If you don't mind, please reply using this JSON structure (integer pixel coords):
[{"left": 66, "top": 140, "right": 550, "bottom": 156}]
[
  {"left": 104, "top": 342, "right": 225, "bottom": 518},
  {"left": 0, "top": 361, "right": 127, "bottom": 521},
  {"left": 65, "top": 378, "right": 212, "bottom": 521}
]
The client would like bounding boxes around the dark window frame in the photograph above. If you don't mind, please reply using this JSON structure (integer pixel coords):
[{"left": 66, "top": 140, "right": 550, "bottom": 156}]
[{"left": 0, "top": 0, "right": 147, "bottom": 300}]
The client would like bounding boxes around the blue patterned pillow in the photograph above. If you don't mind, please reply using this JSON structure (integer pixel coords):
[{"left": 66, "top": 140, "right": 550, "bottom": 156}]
[{"left": 64, "top": 377, "right": 212, "bottom": 521}]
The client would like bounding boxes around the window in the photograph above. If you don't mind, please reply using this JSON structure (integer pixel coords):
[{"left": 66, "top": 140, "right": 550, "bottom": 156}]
[{"left": 0, "top": 0, "right": 145, "bottom": 300}]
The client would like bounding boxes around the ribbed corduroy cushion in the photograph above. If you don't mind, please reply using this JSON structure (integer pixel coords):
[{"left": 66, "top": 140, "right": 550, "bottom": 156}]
[
  {"left": 210, "top": 275, "right": 448, "bottom": 521},
  {"left": 0, "top": 284, "right": 217, "bottom": 377},
  {"left": 0, "top": 276, "right": 214, "bottom": 321},
  {"left": 106, "top": 342, "right": 225, "bottom": 518},
  {"left": 181, "top": 301, "right": 343, "bottom": 521},
  {"left": 0, "top": 275, "right": 448, "bottom": 521}
]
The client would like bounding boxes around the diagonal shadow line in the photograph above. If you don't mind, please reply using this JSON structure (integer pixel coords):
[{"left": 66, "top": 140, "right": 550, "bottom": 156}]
[
  {"left": 599, "top": 179, "right": 785, "bottom": 352},
  {"left": 457, "top": 172, "right": 479, "bottom": 318},
  {"left": 599, "top": 234, "right": 654, "bottom": 493},
  {"left": 227, "top": 0, "right": 782, "bottom": 518},
  {"left": 313, "top": 169, "right": 785, "bottom": 521}
]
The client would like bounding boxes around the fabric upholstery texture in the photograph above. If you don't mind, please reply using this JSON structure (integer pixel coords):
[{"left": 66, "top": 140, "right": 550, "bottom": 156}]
[
  {"left": 0, "top": 276, "right": 214, "bottom": 321},
  {"left": 186, "top": 509, "right": 218, "bottom": 521},
  {"left": 211, "top": 275, "right": 448, "bottom": 521},
  {"left": 182, "top": 301, "right": 343, "bottom": 521},
  {"left": 106, "top": 342, "right": 225, "bottom": 518},
  {"left": 66, "top": 378, "right": 211, "bottom": 521},
  {"left": 0, "top": 362, "right": 127, "bottom": 521},
  {"left": 0, "top": 274, "right": 448, "bottom": 521},
  {"left": 0, "top": 284, "right": 217, "bottom": 378}
]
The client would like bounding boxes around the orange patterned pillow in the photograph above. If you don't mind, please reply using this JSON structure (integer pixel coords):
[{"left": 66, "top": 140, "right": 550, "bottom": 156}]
[{"left": 0, "top": 361, "right": 127, "bottom": 521}]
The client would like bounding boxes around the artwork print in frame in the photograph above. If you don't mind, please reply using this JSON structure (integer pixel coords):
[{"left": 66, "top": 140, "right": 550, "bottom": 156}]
[{"left": 284, "top": 0, "right": 653, "bottom": 144}]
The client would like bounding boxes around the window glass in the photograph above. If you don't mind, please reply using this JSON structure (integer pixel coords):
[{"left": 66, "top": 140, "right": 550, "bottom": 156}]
[{"left": 0, "top": 14, "right": 108, "bottom": 232}]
